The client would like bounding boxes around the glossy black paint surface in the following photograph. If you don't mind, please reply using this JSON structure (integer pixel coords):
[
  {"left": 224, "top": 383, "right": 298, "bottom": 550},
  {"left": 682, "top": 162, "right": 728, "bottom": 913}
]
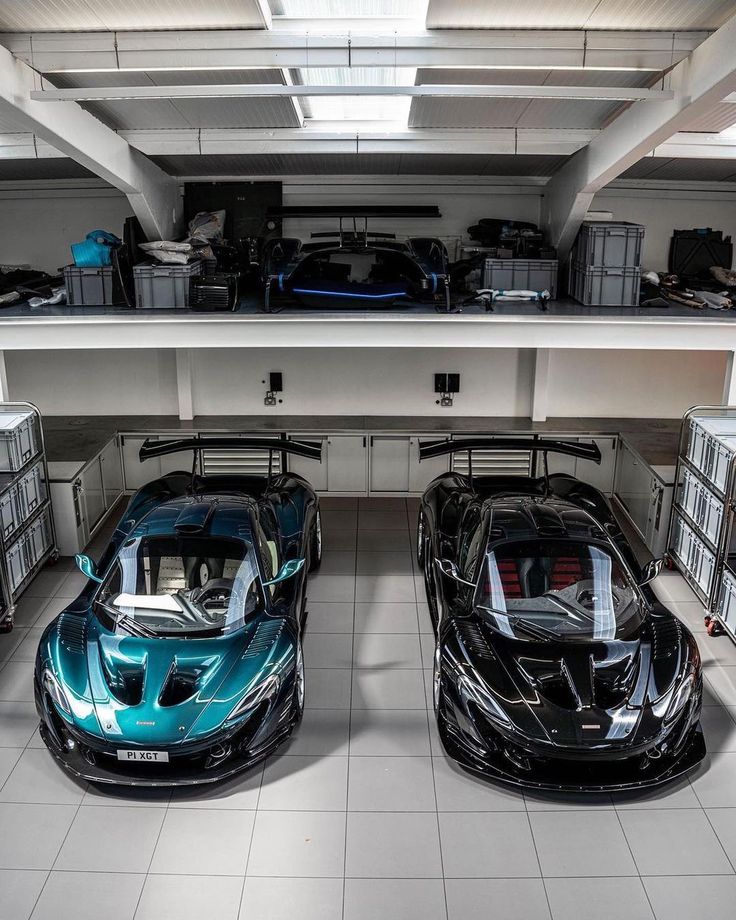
[{"left": 418, "top": 469, "right": 706, "bottom": 792}]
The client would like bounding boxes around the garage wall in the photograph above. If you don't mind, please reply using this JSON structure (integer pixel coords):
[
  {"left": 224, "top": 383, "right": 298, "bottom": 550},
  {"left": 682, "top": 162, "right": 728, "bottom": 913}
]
[
  {"left": 592, "top": 187, "right": 736, "bottom": 272},
  {"left": 0, "top": 184, "right": 134, "bottom": 274},
  {"left": 2, "top": 177, "right": 734, "bottom": 275},
  {"left": 4, "top": 348, "right": 179, "bottom": 415},
  {"left": 4, "top": 347, "right": 725, "bottom": 419}
]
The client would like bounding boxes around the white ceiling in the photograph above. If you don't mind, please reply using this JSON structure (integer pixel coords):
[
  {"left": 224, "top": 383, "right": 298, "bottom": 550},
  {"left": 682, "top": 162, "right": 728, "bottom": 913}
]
[
  {"left": 49, "top": 70, "right": 302, "bottom": 131},
  {"left": 0, "top": 0, "right": 270, "bottom": 31},
  {"left": 426, "top": 0, "right": 735, "bottom": 30}
]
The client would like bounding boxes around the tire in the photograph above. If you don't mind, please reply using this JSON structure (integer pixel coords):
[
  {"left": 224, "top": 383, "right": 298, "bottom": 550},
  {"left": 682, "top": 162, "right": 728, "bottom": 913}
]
[
  {"left": 309, "top": 507, "right": 322, "bottom": 571},
  {"left": 293, "top": 641, "right": 305, "bottom": 724}
]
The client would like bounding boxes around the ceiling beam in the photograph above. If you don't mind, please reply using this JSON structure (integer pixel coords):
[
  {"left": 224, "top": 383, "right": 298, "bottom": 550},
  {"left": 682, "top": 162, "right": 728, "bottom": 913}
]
[
  {"left": 0, "top": 43, "right": 179, "bottom": 239},
  {"left": 0, "top": 127, "right": 597, "bottom": 159},
  {"left": 0, "top": 29, "right": 708, "bottom": 74},
  {"left": 542, "top": 14, "right": 736, "bottom": 256},
  {"left": 30, "top": 84, "right": 674, "bottom": 103}
]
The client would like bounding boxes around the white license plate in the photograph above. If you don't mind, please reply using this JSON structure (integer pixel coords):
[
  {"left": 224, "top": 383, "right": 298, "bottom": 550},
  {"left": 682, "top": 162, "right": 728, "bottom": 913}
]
[{"left": 116, "top": 749, "right": 169, "bottom": 763}]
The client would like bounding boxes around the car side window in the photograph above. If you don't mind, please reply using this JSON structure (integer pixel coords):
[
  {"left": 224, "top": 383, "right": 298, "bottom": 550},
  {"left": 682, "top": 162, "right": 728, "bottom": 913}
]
[{"left": 458, "top": 508, "right": 485, "bottom": 581}]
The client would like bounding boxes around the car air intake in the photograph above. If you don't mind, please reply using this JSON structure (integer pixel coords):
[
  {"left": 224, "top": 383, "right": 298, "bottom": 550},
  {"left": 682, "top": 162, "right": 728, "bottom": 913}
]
[{"left": 159, "top": 662, "right": 208, "bottom": 707}]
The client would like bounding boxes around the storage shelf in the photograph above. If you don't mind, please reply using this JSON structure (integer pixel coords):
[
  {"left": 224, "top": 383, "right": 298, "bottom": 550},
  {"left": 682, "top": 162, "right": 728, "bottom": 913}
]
[{"left": 2, "top": 307, "right": 736, "bottom": 352}]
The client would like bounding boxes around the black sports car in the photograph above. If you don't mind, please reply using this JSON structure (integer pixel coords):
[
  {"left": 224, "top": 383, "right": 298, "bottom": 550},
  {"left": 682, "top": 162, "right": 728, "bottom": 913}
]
[
  {"left": 261, "top": 221, "right": 451, "bottom": 312},
  {"left": 35, "top": 437, "right": 322, "bottom": 787},
  {"left": 417, "top": 437, "right": 705, "bottom": 792}
]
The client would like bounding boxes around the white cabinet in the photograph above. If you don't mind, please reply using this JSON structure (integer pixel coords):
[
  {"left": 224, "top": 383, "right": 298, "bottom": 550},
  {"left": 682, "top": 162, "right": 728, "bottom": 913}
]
[
  {"left": 370, "top": 437, "right": 411, "bottom": 492},
  {"left": 100, "top": 438, "right": 123, "bottom": 509},
  {"left": 326, "top": 435, "right": 367, "bottom": 494},
  {"left": 614, "top": 438, "right": 675, "bottom": 557},
  {"left": 48, "top": 436, "right": 125, "bottom": 556}
]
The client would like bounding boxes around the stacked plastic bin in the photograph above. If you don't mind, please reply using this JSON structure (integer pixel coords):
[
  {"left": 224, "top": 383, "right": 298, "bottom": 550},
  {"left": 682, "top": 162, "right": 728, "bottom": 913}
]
[{"left": 569, "top": 221, "right": 644, "bottom": 306}]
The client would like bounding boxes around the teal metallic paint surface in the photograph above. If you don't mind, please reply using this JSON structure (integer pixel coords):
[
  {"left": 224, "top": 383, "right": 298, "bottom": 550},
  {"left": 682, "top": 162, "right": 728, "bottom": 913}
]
[{"left": 38, "top": 609, "right": 296, "bottom": 748}]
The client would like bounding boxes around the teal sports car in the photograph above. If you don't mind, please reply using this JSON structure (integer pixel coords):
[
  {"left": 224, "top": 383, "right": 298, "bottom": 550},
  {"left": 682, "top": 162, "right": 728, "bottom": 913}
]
[{"left": 34, "top": 436, "right": 322, "bottom": 786}]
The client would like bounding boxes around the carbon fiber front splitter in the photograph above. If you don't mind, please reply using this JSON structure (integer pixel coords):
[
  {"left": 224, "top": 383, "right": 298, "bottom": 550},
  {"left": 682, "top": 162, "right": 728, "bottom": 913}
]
[
  {"left": 438, "top": 714, "right": 706, "bottom": 793},
  {"left": 38, "top": 719, "right": 295, "bottom": 788}
]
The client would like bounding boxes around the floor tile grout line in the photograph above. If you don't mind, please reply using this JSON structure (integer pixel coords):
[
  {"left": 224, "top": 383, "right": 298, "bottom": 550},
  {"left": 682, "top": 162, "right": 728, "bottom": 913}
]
[
  {"left": 522, "top": 784, "right": 555, "bottom": 919},
  {"left": 612, "top": 805, "right": 659, "bottom": 919},
  {"left": 129, "top": 788, "right": 173, "bottom": 919},
  {"left": 341, "top": 498, "right": 359, "bottom": 920},
  {"left": 413, "top": 499, "right": 450, "bottom": 920},
  {"left": 234, "top": 761, "right": 267, "bottom": 917}
]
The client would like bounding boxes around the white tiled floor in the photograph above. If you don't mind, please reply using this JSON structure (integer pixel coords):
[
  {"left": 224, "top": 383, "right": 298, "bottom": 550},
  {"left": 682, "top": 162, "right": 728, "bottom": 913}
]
[{"left": 2, "top": 497, "right": 736, "bottom": 919}]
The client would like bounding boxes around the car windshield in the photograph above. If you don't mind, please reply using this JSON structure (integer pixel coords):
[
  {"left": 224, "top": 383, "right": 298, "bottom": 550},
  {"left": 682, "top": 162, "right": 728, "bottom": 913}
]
[
  {"left": 475, "top": 539, "right": 640, "bottom": 641},
  {"left": 95, "top": 534, "right": 264, "bottom": 638}
]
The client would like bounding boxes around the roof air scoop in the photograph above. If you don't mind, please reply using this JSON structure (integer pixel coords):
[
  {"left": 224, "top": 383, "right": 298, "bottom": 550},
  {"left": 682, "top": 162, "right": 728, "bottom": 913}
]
[{"left": 174, "top": 502, "right": 215, "bottom": 534}]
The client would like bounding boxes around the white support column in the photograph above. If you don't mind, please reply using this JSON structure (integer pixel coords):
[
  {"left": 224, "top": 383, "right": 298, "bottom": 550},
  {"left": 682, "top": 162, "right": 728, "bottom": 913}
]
[
  {"left": 530, "top": 348, "right": 550, "bottom": 423},
  {"left": 723, "top": 351, "right": 736, "bottom": 407},
  {"left": 0, "top": 43, "right": 180, "bottom": 240},
  {"left": 542, "top": 14, "right": 736, "bottom": 258},
  {"left": 175, "top": 348, "right": 194, "bottom": 422},
  {"left": 0, "top": 351, "right": 9, "bottom": 402}
]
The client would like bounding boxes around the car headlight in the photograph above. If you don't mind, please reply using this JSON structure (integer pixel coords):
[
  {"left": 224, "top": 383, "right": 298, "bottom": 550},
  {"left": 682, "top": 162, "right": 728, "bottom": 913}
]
[
  {"left": 42, "top": 669, "right": 71, "bottom": 715},
  {"left": 664, "top": 667, "right": 697, "bottom": 725},
  {"left": 228, "top": 673, "right": 282, "bottom": 721},
  {"left": 455, "top": 665, "right": 511, "bottom": 727}
]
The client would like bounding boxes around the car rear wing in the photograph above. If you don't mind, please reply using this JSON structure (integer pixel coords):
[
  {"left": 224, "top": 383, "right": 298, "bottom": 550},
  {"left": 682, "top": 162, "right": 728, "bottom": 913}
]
[
  {"left": 139, "top": 436, "right": 322, "bottom": 463},
  {"left": 418, "top": 437, "right": 601, "bottom": 464}
]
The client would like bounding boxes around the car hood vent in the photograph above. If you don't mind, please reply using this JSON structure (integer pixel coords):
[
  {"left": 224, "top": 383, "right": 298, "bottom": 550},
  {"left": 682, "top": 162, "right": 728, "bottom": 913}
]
[
  {"left": 159, "top": 661, "right": 209, "bottom": 707},
  {"left": 243, "top": 619, "right": 285, "bottom": 659},
  {"left": 457, "top": 622, "right": 495, "bottom": 660},
  {"left": 100, "top": 656, "right": 146, "bottom": 707},
  {"left": 56, "top": 613, "right": 86, "bottom": 655},
  {"left": 517, "top": 656, "right": 579, "bottom": 709}
]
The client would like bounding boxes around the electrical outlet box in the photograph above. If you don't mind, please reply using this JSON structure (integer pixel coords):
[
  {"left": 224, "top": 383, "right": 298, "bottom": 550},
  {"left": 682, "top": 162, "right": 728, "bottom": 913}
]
[
  {"left": 447, "top": 373, "right": 460, "bottom": 393},
  {"left": 269, "top": 371, "right": 283, "bottom": 393},
  {"left": 434, "top": 373, "right": 447, "bottom": 393}
]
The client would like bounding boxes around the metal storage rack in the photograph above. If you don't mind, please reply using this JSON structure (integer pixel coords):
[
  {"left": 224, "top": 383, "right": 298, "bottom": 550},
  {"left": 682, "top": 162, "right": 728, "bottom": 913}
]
[
  {"left": 0, "top": 402, "right": 58, "bottom": 633},
  {"left": 667, "top": 405, "right": 736, "bottom": 643}
]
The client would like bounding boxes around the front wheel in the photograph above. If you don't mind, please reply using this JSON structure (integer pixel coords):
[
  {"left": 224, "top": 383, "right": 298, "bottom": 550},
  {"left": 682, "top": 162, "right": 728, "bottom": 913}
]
[{"left": 309, "top": 507, "right": 322, "bottom": 571}]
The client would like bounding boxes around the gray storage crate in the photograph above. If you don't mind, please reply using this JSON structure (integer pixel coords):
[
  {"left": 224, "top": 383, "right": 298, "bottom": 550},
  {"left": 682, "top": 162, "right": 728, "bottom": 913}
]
[
  {"left": 5, "top": 534, "right": 28, "bottom": 594},
  {"left": 26, "top": 507, "right": 53, "bottom": 569},
  {"left": 573, "top": 221, "right": 644, "bottom": 268},
  {"left": 17, "top": 462, "right": 46, "bottom": 522},
  {"left": 482, "top": 259, "right": 557, "bottom": 298},
  {"left": 717, "top": 568, "right": 736, "bottom": 636},
  {"left": 0, "top": 410, "right": 38, "bottom": 472},
  {"left": 133, "top": 261, "right": 203, "bottom": 309},
  {"left": 64, "top": 265, "right": 124, "bottom": 306},
  {"left": 0, "top": 484, "right": 20, "bottom": 540},
  {"left": 570, "top": 263, "right": 640, "bottom": 306}
]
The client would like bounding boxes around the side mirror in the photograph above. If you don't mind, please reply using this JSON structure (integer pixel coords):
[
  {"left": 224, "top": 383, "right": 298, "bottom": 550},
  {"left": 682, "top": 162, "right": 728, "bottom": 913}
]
[
  {"left": 264, "top": 558, "right": 305, "bottom": 587},
  {"left": 639, "top": 557, "right": 663, "bottom": 587},
  {"left": 435, "top": 558, "right": 475, "bottom": 587},
  {"left": 75, "top": 553, "right": 102, "bottom": 584}
]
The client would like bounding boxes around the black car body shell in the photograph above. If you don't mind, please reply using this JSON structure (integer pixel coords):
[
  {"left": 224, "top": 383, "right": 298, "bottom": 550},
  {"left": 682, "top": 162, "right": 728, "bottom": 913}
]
[
  {"left": 261, "top": 234, "right": 451, "bottom": 311},
  {"left": 418, "top": 469, "right": 706, "bottom": 791}
]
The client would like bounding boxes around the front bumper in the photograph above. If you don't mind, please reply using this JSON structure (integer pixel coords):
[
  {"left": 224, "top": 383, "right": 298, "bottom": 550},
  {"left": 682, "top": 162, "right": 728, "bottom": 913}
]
[
  {"left": 437, "top": 694, "right": 706, "bottom": 793},
  {"left": 38, "top": 718, "right": 293, "bottom": 787},
  {"left": 36, "top": 677, "right": 297, "bottom": 787}
]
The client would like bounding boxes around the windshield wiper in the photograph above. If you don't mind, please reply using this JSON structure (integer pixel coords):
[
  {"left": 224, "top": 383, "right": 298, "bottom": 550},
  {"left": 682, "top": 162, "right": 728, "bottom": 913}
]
[{"left": 476, "top": 606, "right": 559, "bottom": 641}]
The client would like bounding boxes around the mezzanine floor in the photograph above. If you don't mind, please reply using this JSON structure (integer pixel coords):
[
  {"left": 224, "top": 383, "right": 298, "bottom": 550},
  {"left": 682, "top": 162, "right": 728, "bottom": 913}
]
[{"left": 1, "top": 497, "right": 736, "bottom": 920}]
